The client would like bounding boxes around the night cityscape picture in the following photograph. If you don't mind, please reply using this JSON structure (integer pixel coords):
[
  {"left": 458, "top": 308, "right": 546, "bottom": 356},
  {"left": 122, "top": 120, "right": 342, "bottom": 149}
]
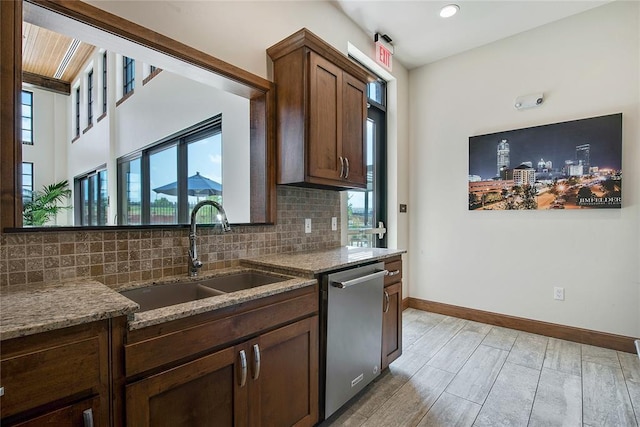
[{"left": 468, "top": 113, "right": 622, "bottom": 210}]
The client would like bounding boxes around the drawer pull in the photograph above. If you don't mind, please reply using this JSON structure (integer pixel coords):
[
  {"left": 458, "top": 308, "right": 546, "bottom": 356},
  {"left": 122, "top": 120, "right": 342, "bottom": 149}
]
[
  {"left": 388, "top": 269, "right": 401, "bottom": 277},
  {"left": 239, "top": 350, "right": 248, "bottom": 387},
  {"left": 83, "top": 408, "right": 94, "bottom": 427},
  {"left": 252, "top": 344, "right": 261, "bottom": 380},
  {"left": 383, "top": 291, "right": 390, "bottom": 313}
]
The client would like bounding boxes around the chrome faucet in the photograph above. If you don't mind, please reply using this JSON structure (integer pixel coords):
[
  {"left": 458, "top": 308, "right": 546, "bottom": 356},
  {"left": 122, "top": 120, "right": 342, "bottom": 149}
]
[{"left": 188, "top": 200, "right": 231, "bottom": 276}]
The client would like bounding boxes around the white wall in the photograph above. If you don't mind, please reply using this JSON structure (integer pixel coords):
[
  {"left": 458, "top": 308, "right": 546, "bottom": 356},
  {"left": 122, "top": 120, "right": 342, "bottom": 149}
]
[{"left": 409, "top": 1, "right": 639, "bottom": 337}]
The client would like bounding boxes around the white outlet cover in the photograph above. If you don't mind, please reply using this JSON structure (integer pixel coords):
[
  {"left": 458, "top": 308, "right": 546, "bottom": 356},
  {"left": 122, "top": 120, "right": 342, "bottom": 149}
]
[
  {"left": 331, "top": 217, "right": 337, "bottom": 231},
  {"left": 553, "top": 287, "right": 565, "bottom": 301},
  {"left": 305, "top": 218, "right": 312, "bottom": 233}
]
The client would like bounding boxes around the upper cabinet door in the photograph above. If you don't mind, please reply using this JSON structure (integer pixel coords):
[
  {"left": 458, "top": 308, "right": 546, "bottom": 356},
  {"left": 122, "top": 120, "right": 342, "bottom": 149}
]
[
  {"left": 268, "top": 28, "right": 371, "bottom": 190},
  {"left": 341, "top": 72, "right": 367, "bottom": 187},
  {"left": 308, "top": 53, "right": 343, "bottom": 182}
]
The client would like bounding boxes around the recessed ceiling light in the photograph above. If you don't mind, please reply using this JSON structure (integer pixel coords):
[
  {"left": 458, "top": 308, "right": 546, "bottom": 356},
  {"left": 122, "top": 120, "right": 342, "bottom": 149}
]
[{"left": 440, "top": 4, "right": 459, "bottom": 18}]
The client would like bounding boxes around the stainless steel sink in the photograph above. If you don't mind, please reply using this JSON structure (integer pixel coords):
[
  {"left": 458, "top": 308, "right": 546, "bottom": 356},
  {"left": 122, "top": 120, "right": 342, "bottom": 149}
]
[
  {"left": 120, "top": 282, "right": 224, "bottom": 312},
  {"left": 194, "top": 271, "right": 284, "bottom": 293},
  {"left": 120, "top": 271, "right": 285, "bottom": 312}
]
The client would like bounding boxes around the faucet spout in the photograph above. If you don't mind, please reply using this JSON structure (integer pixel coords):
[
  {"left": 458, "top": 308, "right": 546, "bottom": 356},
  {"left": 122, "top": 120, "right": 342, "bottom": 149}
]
[{"left": 188, "top": 200, "right": 231, "bottom": 276}]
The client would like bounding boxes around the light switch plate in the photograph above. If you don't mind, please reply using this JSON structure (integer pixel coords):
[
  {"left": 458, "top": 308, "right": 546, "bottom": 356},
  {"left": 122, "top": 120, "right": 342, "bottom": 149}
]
[
  {"left": 331, "top": 217, "right": 337, "bottom": 231},
  {"left": 305, "top": 218, "right": 312, "bottom": 233}
]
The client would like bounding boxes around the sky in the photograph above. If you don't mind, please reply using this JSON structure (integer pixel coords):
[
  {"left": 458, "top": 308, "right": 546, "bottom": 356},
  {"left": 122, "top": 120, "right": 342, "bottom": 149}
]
[{"left": 469, "top": 113, "right": 622, "bottom": 180}]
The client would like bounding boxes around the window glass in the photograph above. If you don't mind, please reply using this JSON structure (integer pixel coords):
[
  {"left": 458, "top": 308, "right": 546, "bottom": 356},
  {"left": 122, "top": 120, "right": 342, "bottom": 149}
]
[
  {"left": 87, "top": 69, "right": 93, "bottom": 124},
  {"left": 102, "top": 52, "right": 107, "bottom": 114},
  {"left": 75, "top": 87, "right": 80, "bottom": 137},
  {"left": 120, "top": 157, "right": 141, "bottom": 225},
  {"left": 99, "top": 170, "right": 108, "bottom": 225},
  {"left": 21, "top": 91, "right": 33, "bottom": 145},
  {"left": 187, "top": 130, "right": 222, "bottom": 222},
  {"left": 123, "top": 56, "right": 135, "bottom": 95},
  {"left": 149, "top": 145, "right": 178, "bottom": 224},
  {"left": 81, "top": 178, "right": 90, "bottom": 225},
  {"left": 22, "top": 162, "right": 33, "bottom": 202}
]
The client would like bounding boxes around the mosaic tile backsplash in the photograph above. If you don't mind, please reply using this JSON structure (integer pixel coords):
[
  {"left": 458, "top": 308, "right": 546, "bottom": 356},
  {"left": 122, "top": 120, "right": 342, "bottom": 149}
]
[{"left": 0, "top": 186, "right": 341, "bottom": 288}]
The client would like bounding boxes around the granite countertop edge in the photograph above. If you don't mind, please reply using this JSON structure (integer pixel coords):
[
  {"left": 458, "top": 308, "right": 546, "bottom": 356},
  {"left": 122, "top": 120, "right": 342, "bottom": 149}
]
[{"left": 241, "top": 246, "right": 406, "bottom": 276}]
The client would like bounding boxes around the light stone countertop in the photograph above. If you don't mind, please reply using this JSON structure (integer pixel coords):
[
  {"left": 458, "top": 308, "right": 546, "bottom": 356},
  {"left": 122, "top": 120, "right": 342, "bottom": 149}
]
[
  {"left": 0, "top": 247, "right": 402, "bottom": 339},
  {"left": 241, "top": 246, "right": 406, "bottom": 278},
  {"left": 0, "top": 279, "right": 139, "bottom": 341}
]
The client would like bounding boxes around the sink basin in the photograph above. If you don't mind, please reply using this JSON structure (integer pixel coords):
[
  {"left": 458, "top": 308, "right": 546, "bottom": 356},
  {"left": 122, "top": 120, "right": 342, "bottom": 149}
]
[
  {"left": 120, "top": 271, "right": 285, "bottom": 312},
  {"left": 194, "top": 271, "right": 284, "bottom": 293},
  {"left": 120, "top": 282, "right": 224, "bottom": 312}
]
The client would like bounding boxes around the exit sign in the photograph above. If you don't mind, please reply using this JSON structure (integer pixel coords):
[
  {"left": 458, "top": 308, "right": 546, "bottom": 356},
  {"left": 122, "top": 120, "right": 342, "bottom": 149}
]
[{"left": 375, "top": 41, "right": 392, "bottom": 72}]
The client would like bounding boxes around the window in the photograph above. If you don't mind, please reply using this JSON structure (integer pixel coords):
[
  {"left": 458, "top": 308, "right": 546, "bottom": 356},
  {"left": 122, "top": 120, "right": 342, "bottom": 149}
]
[
  {"left": 123, "top": 56, "right": 135, "bottom": 95},
  {"left": 102, "top": 52, "right": 107, "bottom": 114},
  {"left": 118, "top": 156, "right": 142, "bottom": 225},
  {"left": 22, "top": 162, "right": 34, "bottom": 203},
  {"left": 87, "top": 69, "right": 94, "bottom": 125},
  {"left": 347, "top": 79, "right": 387, "bottom": 248},
  {"left": 149, "top": 65, "right": 157, "bottom": 74},
  {"left": 75, "top": 87, "right": 80, "bottom": 137},
  {"left": 21, "top": 91, "right": 33, "bottom": 145},
  {"left": 117, "top": 116, "right": 222, "bottom": 225},
  {"left": 75, "top": 168, "right": 108, "bottom": 226}
]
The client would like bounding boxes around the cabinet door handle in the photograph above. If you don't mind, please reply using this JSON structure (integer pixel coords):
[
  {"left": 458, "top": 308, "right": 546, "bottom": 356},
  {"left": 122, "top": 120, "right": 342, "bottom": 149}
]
[
  {"left": 339, "top": 156, "right": 345, "bottom": 178},
  {"left": 344, "top": 157, "right": 350, "bottom": 179},
  {"left": 384, "top": 290, "right": 390, "bottom": 313},
  {"left": 388, "top": 269, "right": 401, "bottom": 277},
  {"left": 252, "top": 344, "right": 261, "bottom": 380},
  {"left": 239, "top": 350, "right": 248, "bottom": 387},
  {"left": 83, "top": 408, "right": 94, "bottom": 427}
]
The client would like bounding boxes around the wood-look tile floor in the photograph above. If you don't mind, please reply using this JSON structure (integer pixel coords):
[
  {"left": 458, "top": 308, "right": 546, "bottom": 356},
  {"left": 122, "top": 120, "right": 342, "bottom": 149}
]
[{"left": 323, "top": 308, "right": 640, "bottom": 427}]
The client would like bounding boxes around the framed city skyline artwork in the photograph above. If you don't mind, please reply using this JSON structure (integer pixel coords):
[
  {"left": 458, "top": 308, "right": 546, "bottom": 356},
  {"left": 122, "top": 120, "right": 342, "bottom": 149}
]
[{"left": 468, "top": 113, "right": 622, "bottom": 210}]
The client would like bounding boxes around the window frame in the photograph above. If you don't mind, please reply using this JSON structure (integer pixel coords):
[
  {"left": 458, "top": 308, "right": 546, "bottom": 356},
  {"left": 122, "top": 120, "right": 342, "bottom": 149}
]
[
  {"left": 102, "top": 52, "right": 107, "bottom": 114},
  {"left": 21, "top": 90, "right": 33, "bottom": 145},
  {"left": 74, "top": 86, "right": 81, "bottom": 138},
  {"left": 87, "top": 68, "right": 94, "bottom": 125},
  {"left": 21, "top": 162, "right": 34, "bottom": 203},
  {"left": 74, "top": 166, "right": 108, "bottom": 226},
  {"left": 122, "top": 56, "right": 135, "bottom": 95},
  {"left": 117, "top": 115, "right": 222, "bottom": 225}
]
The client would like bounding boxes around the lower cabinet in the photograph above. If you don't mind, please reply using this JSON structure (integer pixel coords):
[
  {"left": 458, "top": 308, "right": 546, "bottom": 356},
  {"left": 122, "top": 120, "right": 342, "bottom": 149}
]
[
  {"left": 382, "top": 257, "right": 403, "bottom": 370},
  {"left": 0, "top": 320, "right": 112, "bottom": 427},
  {"left": 125, "top": 316, "right": 318, "bottom": 427}
]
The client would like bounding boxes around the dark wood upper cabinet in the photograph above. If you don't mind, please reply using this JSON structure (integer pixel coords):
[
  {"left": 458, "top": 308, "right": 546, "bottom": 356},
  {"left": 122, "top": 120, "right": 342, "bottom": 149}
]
[{"left": 267, "top": 29, "right": 371, "bottom": 190}]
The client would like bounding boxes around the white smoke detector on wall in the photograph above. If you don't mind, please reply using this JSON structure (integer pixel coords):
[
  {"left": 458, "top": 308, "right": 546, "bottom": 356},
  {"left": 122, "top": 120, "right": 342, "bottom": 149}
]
[{"left": 514, "top": 92, "right": 544, "bottom": 110}]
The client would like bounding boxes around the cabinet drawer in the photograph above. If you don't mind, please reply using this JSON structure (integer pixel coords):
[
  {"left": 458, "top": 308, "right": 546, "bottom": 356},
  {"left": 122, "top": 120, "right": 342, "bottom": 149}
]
[
  {"left": 125, "top": 288, "right": 318, "bottom": 378},
  {"left": 384, "top": 258, "right": 402, "bottom": 286},
  {"left": 1, "top": 326, "right": 106, "bottom": 419},
  {"left": 11, "top": 396, "right": 101, "bottom": 427}
]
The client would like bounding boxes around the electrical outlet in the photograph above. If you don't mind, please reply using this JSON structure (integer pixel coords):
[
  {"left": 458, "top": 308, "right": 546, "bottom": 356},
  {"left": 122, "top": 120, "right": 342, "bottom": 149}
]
[
  {"left": 331, "top": 217, "right": 337, "bottom": 231},
  {"left": 553, "top": 287, "right": 565, "bottom": 301},
  {"left": 305, "top": 218, "right": 312, "bottom": 234}
]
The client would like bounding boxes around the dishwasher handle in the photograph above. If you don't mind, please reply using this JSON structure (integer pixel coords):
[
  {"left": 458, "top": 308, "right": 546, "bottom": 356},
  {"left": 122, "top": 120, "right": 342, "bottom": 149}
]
[{"left": 331, "top": 270, "right": 388, "bottom": 289}]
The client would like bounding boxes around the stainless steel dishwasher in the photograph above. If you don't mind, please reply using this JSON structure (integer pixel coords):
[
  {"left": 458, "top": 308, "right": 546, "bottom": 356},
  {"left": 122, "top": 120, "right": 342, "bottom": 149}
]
[{"left": 321, "top": 262, "right": 387, "bottom": 419}]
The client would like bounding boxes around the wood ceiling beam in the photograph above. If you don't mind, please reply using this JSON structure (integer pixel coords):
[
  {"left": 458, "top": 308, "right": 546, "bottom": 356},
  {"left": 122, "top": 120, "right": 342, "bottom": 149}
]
[{"left": 22, "top": 71, "right": 70, "bottom": 95}]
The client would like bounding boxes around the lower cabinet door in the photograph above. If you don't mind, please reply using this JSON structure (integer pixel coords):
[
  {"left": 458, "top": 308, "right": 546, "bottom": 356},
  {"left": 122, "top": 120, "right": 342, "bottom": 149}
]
[
  {"left": 125, "top": 346, "right": 248, "bottom": 427},
  {"left": 381, "top": 282, "right": 402, "bottom": 370},
  {"left": 250, "top": 316, "right": 319, "bottom": 427}
]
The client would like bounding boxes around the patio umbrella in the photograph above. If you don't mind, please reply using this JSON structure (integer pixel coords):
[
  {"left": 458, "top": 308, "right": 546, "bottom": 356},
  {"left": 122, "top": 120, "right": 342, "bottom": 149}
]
[{"left": 153, "top": 172, "right": 222, "bottom": 198}]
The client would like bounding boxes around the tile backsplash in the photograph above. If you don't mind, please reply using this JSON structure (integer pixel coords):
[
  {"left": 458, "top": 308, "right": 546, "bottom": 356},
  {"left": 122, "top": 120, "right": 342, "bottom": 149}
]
[{"left": 0, "top": 186, "right": 340, "bottom": 288}]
